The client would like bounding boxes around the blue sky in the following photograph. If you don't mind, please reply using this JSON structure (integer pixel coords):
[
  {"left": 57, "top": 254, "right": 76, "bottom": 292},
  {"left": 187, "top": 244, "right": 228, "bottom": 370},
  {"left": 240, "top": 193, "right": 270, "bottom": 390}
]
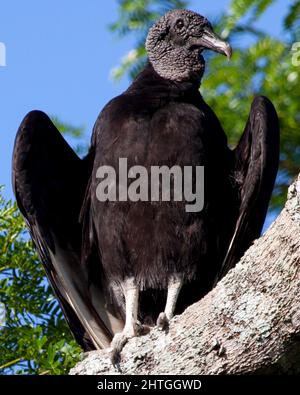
[{"left": 0, "top": 0, "right": 292, "bottom": 200}]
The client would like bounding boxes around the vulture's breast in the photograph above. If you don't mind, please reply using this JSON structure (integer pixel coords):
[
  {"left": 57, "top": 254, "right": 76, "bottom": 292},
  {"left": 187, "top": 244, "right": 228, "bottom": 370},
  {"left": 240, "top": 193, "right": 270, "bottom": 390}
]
[{"left": 93, "top": 93, "right": 216, "bottom": 288}]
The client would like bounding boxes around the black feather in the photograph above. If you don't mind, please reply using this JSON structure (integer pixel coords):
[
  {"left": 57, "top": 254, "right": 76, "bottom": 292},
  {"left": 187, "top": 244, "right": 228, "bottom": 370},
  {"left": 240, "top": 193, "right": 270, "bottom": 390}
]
[{"left": 12, "top": 57, "right": 279, "bottom": 348}]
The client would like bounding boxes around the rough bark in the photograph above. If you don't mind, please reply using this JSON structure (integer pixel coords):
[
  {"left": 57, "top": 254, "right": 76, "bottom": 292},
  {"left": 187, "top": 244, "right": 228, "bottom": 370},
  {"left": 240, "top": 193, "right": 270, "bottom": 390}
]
[{"left": 70, "top": 176, "right": 300, "bottom": 375}]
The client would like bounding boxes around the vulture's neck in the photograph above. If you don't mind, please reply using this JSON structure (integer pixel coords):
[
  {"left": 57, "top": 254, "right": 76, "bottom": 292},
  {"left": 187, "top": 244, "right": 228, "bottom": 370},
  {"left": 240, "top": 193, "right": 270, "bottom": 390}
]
[{"left": 127, "top": 63, "right": 202, "bottom": 104}]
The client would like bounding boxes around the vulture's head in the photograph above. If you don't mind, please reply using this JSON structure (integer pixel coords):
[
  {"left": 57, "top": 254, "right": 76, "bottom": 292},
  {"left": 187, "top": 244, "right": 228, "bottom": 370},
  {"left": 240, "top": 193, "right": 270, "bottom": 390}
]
[{"left": 146, "top": 9, "right": 232, "bottom": 82}]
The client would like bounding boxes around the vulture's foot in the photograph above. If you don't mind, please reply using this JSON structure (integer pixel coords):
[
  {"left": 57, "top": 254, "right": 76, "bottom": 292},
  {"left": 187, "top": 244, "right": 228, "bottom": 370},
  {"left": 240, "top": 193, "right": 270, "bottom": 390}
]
[
  {"left": 156, "top": 312, "right": 169, "bottom": 331},
  {"left": 110, "top": 322, "right": 150, "bottom": 366},
  {"left": 110, "top": 331, "right": 131, "bottom": 366},
  {"left": 157, "top": 275, "right": 183, "bottom": 331}
]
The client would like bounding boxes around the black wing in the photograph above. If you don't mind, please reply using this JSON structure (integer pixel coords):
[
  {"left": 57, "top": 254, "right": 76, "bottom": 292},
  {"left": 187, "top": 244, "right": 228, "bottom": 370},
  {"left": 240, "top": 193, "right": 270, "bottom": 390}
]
[
  {"left": 12, "top": 111, "right": 123, "bottom": 350},
  {"left": 215, "top": 96, "right": 280, "bottom": 282}
]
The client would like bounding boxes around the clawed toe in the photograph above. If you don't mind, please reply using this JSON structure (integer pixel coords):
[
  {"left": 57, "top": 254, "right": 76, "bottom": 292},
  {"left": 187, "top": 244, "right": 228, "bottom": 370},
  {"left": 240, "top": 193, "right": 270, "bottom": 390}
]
[
  {"left": 110, "top": 323, "right": 150, "bottom": 366},
  {"left": 110, "top": 332, "right": 129, "bottom": 366}
]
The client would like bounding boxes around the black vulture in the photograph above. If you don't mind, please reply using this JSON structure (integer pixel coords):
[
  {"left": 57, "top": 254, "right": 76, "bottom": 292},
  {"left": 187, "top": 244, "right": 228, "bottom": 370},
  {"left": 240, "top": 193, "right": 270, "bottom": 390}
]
[{"left": 12, "top": 9, "right": 279, "bottom": 361}]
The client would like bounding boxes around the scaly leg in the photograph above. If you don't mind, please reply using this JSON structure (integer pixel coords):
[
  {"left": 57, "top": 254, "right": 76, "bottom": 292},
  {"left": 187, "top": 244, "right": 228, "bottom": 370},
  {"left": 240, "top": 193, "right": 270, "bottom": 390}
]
[
  {"left": 110, "top": 277, "right": 140, "bottom": 364},
  {"left": 157, "top": 275, "right": 183, "bottom": 330}
]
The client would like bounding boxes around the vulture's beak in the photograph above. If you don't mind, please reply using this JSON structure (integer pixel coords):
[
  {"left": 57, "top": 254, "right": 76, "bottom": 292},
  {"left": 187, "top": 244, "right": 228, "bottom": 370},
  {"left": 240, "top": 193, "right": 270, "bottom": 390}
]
[{"left": 194, "top": 28, "right": 232, "bottom": 60}]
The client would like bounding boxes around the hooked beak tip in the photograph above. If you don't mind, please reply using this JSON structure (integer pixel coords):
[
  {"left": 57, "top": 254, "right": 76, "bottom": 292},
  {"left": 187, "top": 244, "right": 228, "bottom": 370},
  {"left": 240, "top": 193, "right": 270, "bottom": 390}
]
[
  {"left": 224, "top": 43, "right": 233, "bottom": 60},
  {"left": 198, "top": 28, "right": 233, "bottom": 60}
]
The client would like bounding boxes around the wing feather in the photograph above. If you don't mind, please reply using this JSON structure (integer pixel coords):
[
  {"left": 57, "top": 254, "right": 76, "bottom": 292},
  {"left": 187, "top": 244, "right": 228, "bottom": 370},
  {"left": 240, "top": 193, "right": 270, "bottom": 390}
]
[
  {"left": 215, "top": 96, "right": 280, "bottom": 282},
  {"left": 12, "top": 110, "right": 123, "bottom": 350}
]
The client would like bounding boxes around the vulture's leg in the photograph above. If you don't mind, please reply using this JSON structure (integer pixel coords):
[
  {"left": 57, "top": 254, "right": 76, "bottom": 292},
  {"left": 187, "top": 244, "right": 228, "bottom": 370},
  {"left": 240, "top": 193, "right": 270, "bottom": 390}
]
[
  {"left": 122, "top": 277, "right": 139, "bottom": 337},
  {"left": 157, "top": 275, "right": 183, "bottom": 330},
  {"left": 110, "top": 278, "right": 140, "bottom": 363}
]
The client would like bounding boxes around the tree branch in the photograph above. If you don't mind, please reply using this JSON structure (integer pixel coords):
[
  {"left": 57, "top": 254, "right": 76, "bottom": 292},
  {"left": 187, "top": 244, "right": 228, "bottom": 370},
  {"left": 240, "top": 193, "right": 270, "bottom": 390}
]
[{"left": 70, "top": 175, "right": 300, "bottom": 375}]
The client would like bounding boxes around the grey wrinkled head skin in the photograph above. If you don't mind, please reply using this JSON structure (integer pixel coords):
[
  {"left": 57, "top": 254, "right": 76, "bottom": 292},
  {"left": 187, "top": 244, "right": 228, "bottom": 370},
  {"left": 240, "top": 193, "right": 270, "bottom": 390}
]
[{"left": 146, "top": 9, "right": 232, "bottom": 83}]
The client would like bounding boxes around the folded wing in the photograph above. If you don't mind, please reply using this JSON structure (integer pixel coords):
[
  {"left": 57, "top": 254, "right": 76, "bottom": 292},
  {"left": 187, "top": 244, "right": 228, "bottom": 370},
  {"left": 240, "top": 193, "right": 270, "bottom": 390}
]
[
  {"left": 12, "top": 111, "right": 124, "bottom": 350},
  {"left": 216, "top": 96, "right": 280, "bottom": 282}
]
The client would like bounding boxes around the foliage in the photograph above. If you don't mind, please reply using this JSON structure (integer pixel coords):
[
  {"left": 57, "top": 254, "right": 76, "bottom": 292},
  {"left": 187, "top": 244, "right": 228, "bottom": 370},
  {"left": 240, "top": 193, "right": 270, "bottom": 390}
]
[
  {"left": 0, "top": 190, "right": 81, "bottom": 374},
  {"left": 0, "top": 115, "right": 85, "bottom": 375},
  {"left": 0, "top": 86, "right": 85, "bottom": 376},
  {"left": 111, "top": 0, "right": 300, "bottom": 209},
  {"left": 51, "top": 117, "right": 88, "bottom": 157}
]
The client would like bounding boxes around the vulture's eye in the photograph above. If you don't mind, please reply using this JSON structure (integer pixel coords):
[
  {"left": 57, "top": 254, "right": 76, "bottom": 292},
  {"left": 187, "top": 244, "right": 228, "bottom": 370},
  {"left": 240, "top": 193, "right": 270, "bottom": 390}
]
[{"left": 175, "top": 19, "right": 185, "bottom": 29}]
